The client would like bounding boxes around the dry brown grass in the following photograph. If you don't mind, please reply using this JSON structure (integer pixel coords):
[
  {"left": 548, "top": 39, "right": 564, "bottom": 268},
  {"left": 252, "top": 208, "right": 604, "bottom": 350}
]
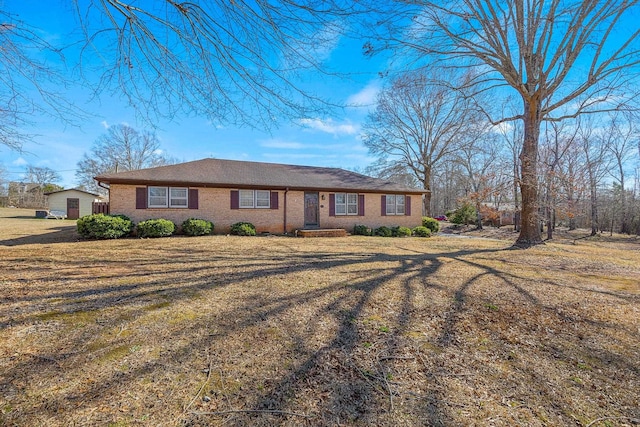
[{"left": 1, "top": 208, "right": 639, "bottom": 426}]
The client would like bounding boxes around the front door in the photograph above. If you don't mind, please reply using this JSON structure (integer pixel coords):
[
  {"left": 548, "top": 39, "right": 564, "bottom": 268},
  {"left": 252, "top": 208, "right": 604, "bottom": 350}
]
[
  {"left": 304, "top": 192, "right": 319, "bottom": 228},
  {"left": 67, "top": 198, "right": 80, "bottom": 219}
]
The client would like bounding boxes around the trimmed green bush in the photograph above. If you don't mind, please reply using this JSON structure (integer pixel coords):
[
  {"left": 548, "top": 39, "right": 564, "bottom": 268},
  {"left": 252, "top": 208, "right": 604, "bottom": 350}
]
[
  {"left": 230, "top": 221, "right": 256, "bottom": 236},
  {"left": 413, "top": 226, "right": 431, "bottom": 237},
  {"left": 136, "top": 219, "right": 175, "bottom": 238},
  {"left": 353, "top": 224, "right": 372, "bottom": 236},
  {"left": 393, "top": 226, "right": 412, "bottom": 237},
  {"left": 181, "top": 218, "right": 214, "bottom": 236},
  {"left": 422, "top": 217, "right": 440, "bottom": 233},
  {"left": 77, "top": 213, "right": 134, "bottom": 239},
  {"left": 374, "top": 226, "right": 393, "bottom": 237}
]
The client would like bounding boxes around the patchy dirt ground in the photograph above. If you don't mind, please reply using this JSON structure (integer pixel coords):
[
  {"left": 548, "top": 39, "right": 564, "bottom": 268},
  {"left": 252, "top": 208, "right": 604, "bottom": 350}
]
[{"left": 1, "top": 209, "right": 639, "bottom": 426}]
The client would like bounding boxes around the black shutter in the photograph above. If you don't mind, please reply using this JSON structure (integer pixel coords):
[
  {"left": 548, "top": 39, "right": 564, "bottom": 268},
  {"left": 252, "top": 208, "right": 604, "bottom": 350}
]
[
  {"left": 136, "top": 187, "right": 147, "bottom": 209},
  {"left": 188, "top": 189, "right": 199, "bottom": 209},
  {"left": 405, "top": 196, "right": 411, "bottom": 216},
  {"left": 358, "top": 194, "right": 365, "bottom": 216},
  {"left": 329, "top": 194, "right": 335, "bottom": 216},
  {"left": 270, "top": 191, "right": 279, "bottom": 210},
  {"left": 381, "top": 195, "right": 386, "bottom": 216},
  {"left": 230, "top": 190, "right": 239, "bottom": 209}
]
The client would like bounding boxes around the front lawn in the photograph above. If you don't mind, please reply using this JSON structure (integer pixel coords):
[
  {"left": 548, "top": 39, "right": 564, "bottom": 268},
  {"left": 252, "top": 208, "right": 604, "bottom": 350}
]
[{"left": 1, "top": 209, "right": 639, "bottom": 426}]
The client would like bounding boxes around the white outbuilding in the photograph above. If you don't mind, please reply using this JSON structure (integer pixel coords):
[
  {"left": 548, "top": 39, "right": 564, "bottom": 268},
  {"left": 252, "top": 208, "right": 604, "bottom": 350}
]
[{"left": 44, "top": 189, "right": 107, "bottom": 219}]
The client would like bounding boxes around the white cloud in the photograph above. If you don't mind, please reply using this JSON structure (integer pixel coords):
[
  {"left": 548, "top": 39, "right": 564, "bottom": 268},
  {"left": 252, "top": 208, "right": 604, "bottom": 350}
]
[
  {"left": 12, "top": 157, "right": 28, "bottom": 166},
  {"left": 260, "top": 139, "right": 305, "bottom": 149},
  {"left": 346, "top": 81, "right": 381, "bottom": 108},
  {"left": 100, "top": 120, "right": 109, "bottom": 129},
  {"left": 491, "top": 122, "right": 514, "bottom": 135},
  {"left": 298, "top": 118, "right": 358, "bottom": 136}
]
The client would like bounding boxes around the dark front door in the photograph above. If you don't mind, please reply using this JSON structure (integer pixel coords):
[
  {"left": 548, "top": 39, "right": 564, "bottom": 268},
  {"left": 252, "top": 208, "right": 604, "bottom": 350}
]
[
  {"left": 304, "top": 192, "right": 319, "bottom": 228},
  {"left": 67, "top": 198, "right": 80, "bottom": 219}
]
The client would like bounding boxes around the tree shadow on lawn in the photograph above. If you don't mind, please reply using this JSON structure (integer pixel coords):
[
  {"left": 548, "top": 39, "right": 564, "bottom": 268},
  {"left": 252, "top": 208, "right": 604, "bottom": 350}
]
[
  {"left": 0, "top": 222, "right": 78, "bottom": 246},
  {"left": 1, "top": 242, "right": 639, "bottom": 426}
]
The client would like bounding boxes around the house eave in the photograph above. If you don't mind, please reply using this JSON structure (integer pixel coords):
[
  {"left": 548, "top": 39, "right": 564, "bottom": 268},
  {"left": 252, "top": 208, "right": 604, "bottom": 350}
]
[{"left": 97, "top": 178, "right": 430, "bottom": 195}]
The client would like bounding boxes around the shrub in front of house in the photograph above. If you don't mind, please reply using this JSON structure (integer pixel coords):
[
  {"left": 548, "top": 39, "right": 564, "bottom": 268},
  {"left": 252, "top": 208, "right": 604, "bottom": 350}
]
[
  {"left": 353, "top": 224, "right": 372, "bottom": 236},
  {"left": 392, "top": 226, "right": 412, "bottom": 237},
  {"left": 77, "top": 213, "right": 134, "bottom": 239},
  {"left": 136, "top": 219, "right": 176, "bottom": 238},
  {"left": 230, "top": 221, "right": 256, "bottom": 236},
  {"left": 374, "top": 226, "right": 393, "bottom": 237},
  {"left": 181, "top": 218, "right": 214, "bottom": 236},
  {"left": 413, "top": 226, "right": 431, "bottom": 237},
  {"left": 422, "top": 217, "right": 440, "bottom": 233}
]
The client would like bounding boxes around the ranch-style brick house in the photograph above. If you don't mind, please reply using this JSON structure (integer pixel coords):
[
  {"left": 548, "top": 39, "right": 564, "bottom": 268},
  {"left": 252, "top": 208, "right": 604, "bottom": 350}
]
[{"left": 94, "top": 158, "right": 428, "bottom": 234}]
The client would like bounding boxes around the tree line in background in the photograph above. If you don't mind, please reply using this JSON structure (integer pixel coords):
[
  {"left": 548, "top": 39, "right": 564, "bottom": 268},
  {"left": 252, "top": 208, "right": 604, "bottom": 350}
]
[
  {"left": 363, "top": 67, "right": 640, "bottom": 237},
  {"left": 1, "top": 1, "right": 639, "bottom": 245},
  {"left": 0, "top": 124, "right": 174, "bottom": 205}
]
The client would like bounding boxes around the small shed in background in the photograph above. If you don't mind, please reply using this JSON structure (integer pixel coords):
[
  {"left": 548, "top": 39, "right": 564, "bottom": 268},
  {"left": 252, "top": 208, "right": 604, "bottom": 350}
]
[{"left": 44, "top": 189, "right": 107, "bottom": 220}]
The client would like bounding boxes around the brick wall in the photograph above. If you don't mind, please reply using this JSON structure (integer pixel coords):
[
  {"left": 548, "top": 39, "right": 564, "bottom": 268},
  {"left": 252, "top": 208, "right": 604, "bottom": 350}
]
[{"left": 109, "top": 184, "right": 423, "bottom": 234}]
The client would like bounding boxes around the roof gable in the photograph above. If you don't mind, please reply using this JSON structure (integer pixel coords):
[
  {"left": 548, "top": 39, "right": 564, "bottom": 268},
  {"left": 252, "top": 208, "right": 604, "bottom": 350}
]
[
  {"left": 44, "top": 188, "right": 104, "bottom": 198},
  {"left": 95, "top": 158, "right": 428, "bottom": 194}
]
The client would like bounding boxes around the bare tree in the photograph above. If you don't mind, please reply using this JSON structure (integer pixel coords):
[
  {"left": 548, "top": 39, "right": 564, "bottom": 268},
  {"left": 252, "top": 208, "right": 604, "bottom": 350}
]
[
  {"left": 73, "top": 0, "right": 360, "bottom": 127},
  {"left": 76, "top": 124, "right": 173, "bottom": 194},
  {"left": 22, "top": 166, "right": 63, "bottom": 207},
  {"left": 0, "top": 10, "right": 81, "bottom": 151},
  {"left": 539, "top": 121, "right": 577, "bottom": 240},
  {"left": 364, "top": 159, "right": 420, "bottom": 188},
  {"left": 456, "top": 132, "right": 510, "bottom": 229},
  {"left": 2, "top": 2, "right": 361, "bottom": 151},
  {"left": 494, "top": 117, "right": 523, "bottom": 231},
  {"left": 577, "top": 117, "right": 612, "bottom": 236},
  {"left": 366, "top": 0, "right": 640, "bottom": 246},
  {"left": 604, "top": 112, "right": 638, "bottom": 234},
  {"left": 27, "top": 166, "right": 62, "bottom": 188},
  {"left": 362, "top": 68, "right": 485, "bottom": 216}
]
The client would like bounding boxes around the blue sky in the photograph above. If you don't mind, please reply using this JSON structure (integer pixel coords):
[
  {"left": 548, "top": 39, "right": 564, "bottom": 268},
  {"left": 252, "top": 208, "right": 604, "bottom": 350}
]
[{"left": 1, "top": 2, "right": 386, "bottom": 188}]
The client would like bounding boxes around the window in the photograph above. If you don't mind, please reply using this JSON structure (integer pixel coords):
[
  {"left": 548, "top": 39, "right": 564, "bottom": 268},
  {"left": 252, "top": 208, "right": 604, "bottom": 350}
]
[
  {"left": 335, "top": 193, "right": 346, "bottom": 215},
  {"left": 347, "top": 193, "right": 358, "bottom": 215},
  {"left": 239, "top": 190, "right": 255, "bottom": 208},
  {"left": 334, "top": 193, "right": 358, "bottom": 215},
  {"left": 239, "top": 189, "right": 271, "bottom": 208},
  {"left": 147, "top": 186, "right": 189, "bottom": 208},
  {"left": 169, "top": 187, "right": 188, "bottom": 208},
  {"left": 255, "top": 190, "right": 271, "bottom": 208},
  {"left": 386, "top": 194, "right": 405, "bottom": 215},
  {"left": 148, "top": 186, "right": 168, "bottom": 208}
]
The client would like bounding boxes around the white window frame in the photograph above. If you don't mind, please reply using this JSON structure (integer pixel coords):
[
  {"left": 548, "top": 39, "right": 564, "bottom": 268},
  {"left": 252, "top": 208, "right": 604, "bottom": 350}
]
[
  {"left": 335, "top": 193, "right": 347, "bottom": 215},
  {"left": 386, "top": 194, "right": 405, "bottom": 215},
  {"left": 169, "top": 187, "right": 188, "bottom": 208},
  {"left": 239, "top": 189, "right": 255, "bottom": 208},
  {"left": 255, "top": 190, "right": 271, "bottom": 208},
  {"left": 335, "top": 192, "right": 358, "bottom": 216},
  {"left": 148, "top": 186, "right": 168, "bottom": 208},
  {"left": 239, "top": 189, "right": 271, "bottom": 209},
  {"left": 148, "top": 186, "right": 189, "bottom": 208}
]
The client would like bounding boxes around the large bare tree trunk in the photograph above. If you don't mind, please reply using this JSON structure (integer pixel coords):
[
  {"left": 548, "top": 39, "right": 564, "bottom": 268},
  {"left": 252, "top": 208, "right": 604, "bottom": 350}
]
[
  {"left": 516, "top": 100, "right": 543, "bottom": 246},
  {"left": 423, "top": 169, "right": 432, "bottom": 217}
]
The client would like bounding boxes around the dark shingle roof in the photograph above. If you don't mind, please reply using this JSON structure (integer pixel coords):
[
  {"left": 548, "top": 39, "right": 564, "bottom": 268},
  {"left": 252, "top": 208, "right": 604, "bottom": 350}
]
[{"left": 95, "top": 158, "right": 427, "bottom": 194}]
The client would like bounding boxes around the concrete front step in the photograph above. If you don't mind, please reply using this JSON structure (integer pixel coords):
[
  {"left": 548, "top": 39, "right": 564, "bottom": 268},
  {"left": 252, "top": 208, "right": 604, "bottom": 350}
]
[{"left": 296, "top": 229, "right": 348, "bottom": 238}]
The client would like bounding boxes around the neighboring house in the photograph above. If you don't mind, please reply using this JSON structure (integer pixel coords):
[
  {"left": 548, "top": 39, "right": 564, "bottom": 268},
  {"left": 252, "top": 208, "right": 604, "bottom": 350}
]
[
  {"left": 7, "top": 182, "right": 43, "bottom": 208},
  {"left": 95, "top": 158, "right": 429, "bottom": 234},
  {"left": 480, "top": 202, "right": 518, "bottom": 226},
  {"left": 44, "top": 189, "right": 107, "bottom": 220}
]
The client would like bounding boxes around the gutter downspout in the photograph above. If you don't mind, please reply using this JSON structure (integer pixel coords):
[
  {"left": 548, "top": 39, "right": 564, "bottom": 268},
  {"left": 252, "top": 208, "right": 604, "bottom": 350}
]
[
  {"left": 97, "top": 181, "right": 110, "bottom": 213},
  {"left": 284, "top": 187, "right": 289, "bottom": 234}
]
